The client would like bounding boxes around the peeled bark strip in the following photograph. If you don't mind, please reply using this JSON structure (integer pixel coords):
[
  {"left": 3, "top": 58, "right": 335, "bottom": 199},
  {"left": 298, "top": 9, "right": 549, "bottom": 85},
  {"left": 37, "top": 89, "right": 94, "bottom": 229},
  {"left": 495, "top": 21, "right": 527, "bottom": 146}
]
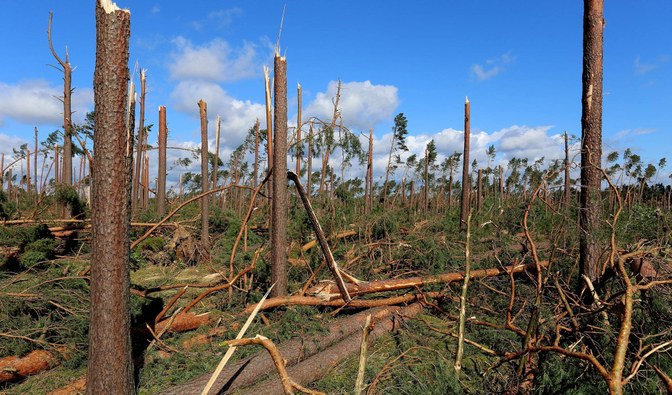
[
  {"left": 88, "top": 1, "right": 133, "bottom": 394},
  {"left": 161, "top": 306, "right": 402, "bottom": 395}
]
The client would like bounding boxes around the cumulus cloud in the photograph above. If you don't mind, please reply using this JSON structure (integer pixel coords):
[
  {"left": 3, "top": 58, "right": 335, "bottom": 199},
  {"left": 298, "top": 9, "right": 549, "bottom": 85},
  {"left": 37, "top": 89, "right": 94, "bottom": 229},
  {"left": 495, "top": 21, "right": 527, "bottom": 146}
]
[
  {"left": 634, "top": 55, "right": 669, "bottom": 75},
  {"left": 170, "top": 80, "right": 265, "bottom": 146},
  {"left": 169, "top": 36, "right": 271, "bottom": 82},
  {"left": 0, "top": 80, "right": 93, "bottom": 126},
  {"left": 305, "top": 80, "right": 399, "bottom": 131},
  {"left": 615, "top": 128, "right": 656, "bottom": 139},
  {"left": 471, "top": 52, "right": 514, "bottom": 81}
]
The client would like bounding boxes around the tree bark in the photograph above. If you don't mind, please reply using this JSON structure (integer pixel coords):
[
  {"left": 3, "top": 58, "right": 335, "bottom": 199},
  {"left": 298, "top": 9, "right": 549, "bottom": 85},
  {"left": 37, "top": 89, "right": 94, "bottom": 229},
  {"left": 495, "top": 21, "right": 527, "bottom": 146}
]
[
  {"left": 459, "top": 97, "right": 471, "bottom": 231},
  {"left": 296, "top": 83, "right": 302, "bottom": 176},
  {"left": 365, "top": 128, "right": 374, "bottom": 214},
  {"left": 88, "top": 2, "right": 133, "bottom": 394},
  {"left": 131, "top": 70, "right": 146, "bottom": 213},
  {"left": 211, "top": 115, "right": 221, "bottom": 200},
  {"left": 157, "top": 105, "right": 167, "bottom": 216},
  {"left": 198, "top": 100, "right": 211, "bottom": 254},
  {"left": 271, "top": 54, "right": 288, "bottom": 297},
  {"left": 580, "top": 0, "right": 604, "bottom": 283}
]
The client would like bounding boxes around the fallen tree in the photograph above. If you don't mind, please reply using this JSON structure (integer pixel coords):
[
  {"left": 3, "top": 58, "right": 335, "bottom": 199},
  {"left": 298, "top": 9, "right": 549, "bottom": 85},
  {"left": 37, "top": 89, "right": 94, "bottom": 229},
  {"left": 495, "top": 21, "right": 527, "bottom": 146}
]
[
  {"left": 0, "top": 347, "right": 68, "bottom": 384},
  {"left": 247, "top": 260, "right": 547, "bottom": 312},
  {"left": 237, "top": 303, "right": 425, "bottom": 394},
  {"left": 160, "top": 305, "right": 410, "bottom": 394}
]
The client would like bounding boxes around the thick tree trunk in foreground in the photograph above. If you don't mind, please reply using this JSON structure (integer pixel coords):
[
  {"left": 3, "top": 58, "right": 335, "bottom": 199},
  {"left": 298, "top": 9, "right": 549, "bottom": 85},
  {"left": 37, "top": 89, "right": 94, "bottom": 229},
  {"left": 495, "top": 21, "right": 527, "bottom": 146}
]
[
  {"left": 157, "top": 105, "right": 167, "bottom": 216},
  {"left": 88, "top": 1, "right": 133, "bottom": 394},
  {"left": 459, "top": 97, "right": 471, "bottom": 231},
  {"left": 271, "top": 54, "right": 288, "bottom": 297},
  {"left": 580, "top": 0, "right": 604, "bottom": 283},
  {"left": 198, "top": 100, "right": 211, "bottom": 254}
]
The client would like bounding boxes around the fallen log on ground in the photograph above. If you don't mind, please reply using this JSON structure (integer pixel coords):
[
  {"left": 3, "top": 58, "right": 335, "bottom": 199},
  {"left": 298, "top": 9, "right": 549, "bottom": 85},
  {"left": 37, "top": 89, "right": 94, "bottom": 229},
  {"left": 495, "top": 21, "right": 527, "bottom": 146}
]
[
  {"left": 307, "top": 260, "right": 547, "bottom": 299},
  {"left": 301, "top": 230, "right": 358, "bottom": 252},
  {"left": 154, "top": 312, "right": 210, "bottom": 334},
  {"left": 246, "top": 260, "right": 546, "bottom": 313},
  {"left": 237, "top": 303, "right": 424, "bottom": 394},
  {"left": 160, "top": 305, "right": 406, "bottom": 395},
  {"left": 0, "top": 347, "right": 68, "bottom": 384},
  {"left": 245, "top": 291, "right": 440, "bottom": 313}
]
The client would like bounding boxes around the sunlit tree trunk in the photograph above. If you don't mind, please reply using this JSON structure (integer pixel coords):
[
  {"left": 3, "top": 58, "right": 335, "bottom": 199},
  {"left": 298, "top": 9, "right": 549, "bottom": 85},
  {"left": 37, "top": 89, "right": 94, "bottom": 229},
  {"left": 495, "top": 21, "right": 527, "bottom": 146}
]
[
  {"left": 459, "top": 97, "right": 471, "bottom": 231},
  {"left": 580, "top": 0, "right": 604, "bottom": 284},
  {"left": 88, "top": 1, "right": 133, "bottom": 393},
  {"left": 271, "top": 53, "right": 288, "bottom": 297}
]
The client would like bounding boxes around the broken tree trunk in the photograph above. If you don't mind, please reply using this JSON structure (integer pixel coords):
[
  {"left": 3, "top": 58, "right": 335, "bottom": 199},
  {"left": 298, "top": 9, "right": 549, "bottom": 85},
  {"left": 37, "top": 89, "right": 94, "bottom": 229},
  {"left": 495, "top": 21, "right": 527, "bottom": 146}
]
[
  {"left": 459, "top": 96, "right": 471, "bottom": 231},
  {"left": 0, "top": 347, "right": 68, "bottom": 384},
  {"left": 288, "top": 171, "right": 351, "bottom": 302},
  {"left": 239, "top": 303, "right": 424, "bottom": 394},
  {"left": 157, "top": 105, "right": 167, "bottom": 216},
  {"left": 198, "top": 99, "right": 211, "bottom": 254},
  {"left": 271, "top": 52, "right": 288, "bottom": 297},
  {"left": 250, "top": 260, "right": 547, "bottom": 311},
  {"left": 88, "top": 1, "right": 134, "bottom": 394},
  {"left": 161, "top": 306, "right": 409, "bottom": 395}
]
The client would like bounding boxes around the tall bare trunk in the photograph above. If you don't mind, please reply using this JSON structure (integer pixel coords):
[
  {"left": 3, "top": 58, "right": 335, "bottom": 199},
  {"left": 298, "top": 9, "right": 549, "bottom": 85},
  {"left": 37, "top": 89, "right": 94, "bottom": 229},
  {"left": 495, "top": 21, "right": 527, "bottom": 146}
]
[
  {"left": 580, "top": 0, "right": 604, "bottom": 283},
  {"left": 253, "top": 119, "right": 260, "bottom": 188},
  {"left": 477, "top": 168, "right": 483, "bottom": 213},
  {"left": 264, "top": 66, "right": 273, "bottom": 172},
  {"left": 48, "top": 12, "right": 73, "bottom": 190},
  {"left": 320, "top": 80, "right": 341, "bottom": 197},
  {"left": 296, "top": 83, "right": 302, "bottom": 176},
  {"left": 212, "top": 115, "right": 221, "bottom": 200},
  {"left": 459, "top": 97, "right": 471, "bottom": 231},
  {"left": 564, "top": 131, "right": 571, "bottom": 206},
  {"left": 199, "top": 100, "right": 211, "bottom": 254},
  {"left": 365, "top": 129, "right": 373, "bottom": 214},
  {"left": 157, "top": 106, "right": 167, "bottom": 216},
  {"left": 88, "top": 2, "right": 133, "bottom": 393},
  {"left": 131, "top": 71, "right": 147, "bottom": 213},
  {"left": 307, "top": 121, "right": 313, "bottom": 199},
  {"left": 271, "top": 53, "right": 288, "bottom": 297}
]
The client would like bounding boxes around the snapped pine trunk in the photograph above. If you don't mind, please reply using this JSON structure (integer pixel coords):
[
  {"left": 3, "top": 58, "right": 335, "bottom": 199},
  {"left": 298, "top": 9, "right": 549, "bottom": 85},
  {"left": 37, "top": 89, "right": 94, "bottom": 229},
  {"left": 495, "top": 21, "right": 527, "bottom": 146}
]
[
  {"left": 271, "top": 53, "right": 288, "bottom": 297},
  {"left": 459, "top": 97, "right": 471, "bottom": 231},
  {"left": 198, "top": 100, "right": 211, "bottom": 254},
  {"left": 88, "top": 1, "right": 133, "bottom": 394},
  {"left": 157, "top": 106, "right": 167, "bottom": 216}
]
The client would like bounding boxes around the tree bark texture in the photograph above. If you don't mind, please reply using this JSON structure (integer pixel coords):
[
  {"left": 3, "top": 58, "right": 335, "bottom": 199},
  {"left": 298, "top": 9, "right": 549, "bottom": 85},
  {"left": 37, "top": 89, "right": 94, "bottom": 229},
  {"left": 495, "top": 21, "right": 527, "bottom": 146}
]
[
  {"left": 271, "top": 54, "right": 288, "bottom": 297},
  {"left": 198, "top": 100, "right": 211, "bottom": 253},
  {"left": 580, "top": 0, "right": 604, "bottom": 283},
  {"left": 157, "top": 105, "right": 167, "bottom": 216},
  {"left": 459, "top": 97, "right": 471, "bottom": 231},
  {"left": 88, "top": 2, "right": 133, "bottom": 394}
]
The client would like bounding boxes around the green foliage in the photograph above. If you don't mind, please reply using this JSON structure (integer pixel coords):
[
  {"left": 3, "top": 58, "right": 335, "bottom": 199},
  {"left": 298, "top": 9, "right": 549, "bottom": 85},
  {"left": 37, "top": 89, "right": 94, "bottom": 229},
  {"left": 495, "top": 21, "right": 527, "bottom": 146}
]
[{"left": 54, "top": 185, "right": 87, "bottom": 218}]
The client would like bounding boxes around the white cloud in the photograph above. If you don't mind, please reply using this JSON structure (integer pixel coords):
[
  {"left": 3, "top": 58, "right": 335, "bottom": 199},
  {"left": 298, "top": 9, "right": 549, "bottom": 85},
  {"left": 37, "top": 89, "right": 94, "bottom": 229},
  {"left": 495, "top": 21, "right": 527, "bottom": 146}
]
[
  {"left": 169, "top": 36, "right": 270, "bottom": 82},
  {"left": 305, "top": 80, "right": 399, "bottom": 131},
  {"left": 0, "top": 80, "right": 93, "bottom": 126},
  {"left": 471, "top": 52, "right": 514, "bottom": 81},
  {"left": 170, "top": 80, "right": 265, "bottom": 147},
  {"left": 634, "top": 55, "right": 669, "bottom": 75},
  {"left": 0, "top": 133, "right": 29, "bottom": 157}
]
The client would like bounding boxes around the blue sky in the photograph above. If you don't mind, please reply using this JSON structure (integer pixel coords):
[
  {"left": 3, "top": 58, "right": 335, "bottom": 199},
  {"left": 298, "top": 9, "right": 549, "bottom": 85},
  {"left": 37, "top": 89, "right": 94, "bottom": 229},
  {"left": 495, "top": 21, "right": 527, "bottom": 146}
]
[{"left": 0, "top": 1, "right": 670, "bottom": 185}]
